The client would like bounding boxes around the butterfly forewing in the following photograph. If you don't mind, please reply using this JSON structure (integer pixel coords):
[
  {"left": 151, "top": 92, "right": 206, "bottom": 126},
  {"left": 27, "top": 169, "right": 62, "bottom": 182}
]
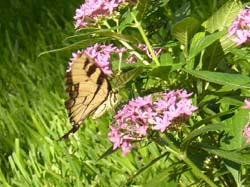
[{"left": 60, "top": 54, "right": 112, "bottom": 139}]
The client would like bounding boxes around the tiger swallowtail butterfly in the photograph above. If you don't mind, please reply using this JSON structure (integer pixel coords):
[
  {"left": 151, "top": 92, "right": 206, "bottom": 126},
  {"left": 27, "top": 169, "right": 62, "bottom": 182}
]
[{"left": 59, "top": 53, "right": 118, "bottom": 140}]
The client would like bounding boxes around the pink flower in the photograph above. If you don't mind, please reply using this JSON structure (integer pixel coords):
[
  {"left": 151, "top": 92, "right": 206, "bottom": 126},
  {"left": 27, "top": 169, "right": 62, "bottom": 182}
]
[
  {"left": 243, "top": 122, "right": 250, "bottom": 143},
  {"left": 69, "top": 43, "right": 125, "bottom": 75},
  {"left": 228, "top": 9, "right": 250, "bottom": 45},
  {"left": 242, "top": 99, "right": 250, "bottom": 109},
  {"left": 152, "top": 115, "right": 171, "bottom": 132},
  {"left": 126, "top": 54, "right": 137, "bottom": 64},
  {"left": 242, "top": 99, "right": 250, "bottom": 143},
  {"left": 108, "top": 89, "right": 197, "bottom": 155},
  {"left": 108, "top": 126, "right": 121, "bottom": 149},
  {"left": 120, "top": 140, "right": 132, "bottom": 156},
  {"left": 74, "top": 0, "right": 126, "bottom": 29},
  {"left": 137, "top": 43, "right": 163, "bottom": 58}
]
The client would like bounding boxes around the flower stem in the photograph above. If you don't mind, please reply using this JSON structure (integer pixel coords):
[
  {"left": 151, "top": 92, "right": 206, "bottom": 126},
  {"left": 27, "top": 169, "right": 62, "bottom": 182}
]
[
  {"left": 163, "top": 136, "right": 217, "bottom": 187},
  {"left": 131, "top": 12, "right": 160, "bottom": 66}
]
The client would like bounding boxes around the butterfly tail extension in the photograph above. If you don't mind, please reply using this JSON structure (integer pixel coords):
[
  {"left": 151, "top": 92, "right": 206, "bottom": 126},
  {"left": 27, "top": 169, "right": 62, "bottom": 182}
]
[{"left": 58, "top": 123, "right": 80, "bottom": 141}]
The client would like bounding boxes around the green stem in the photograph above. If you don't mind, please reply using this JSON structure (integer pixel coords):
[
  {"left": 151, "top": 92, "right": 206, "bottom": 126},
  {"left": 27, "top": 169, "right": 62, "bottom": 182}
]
[
  {"left": 131, "top": 12, "right": 160, "bottom": 66},
  {"left": 163, "top": 136, "right": 217, "bottom": 187}
]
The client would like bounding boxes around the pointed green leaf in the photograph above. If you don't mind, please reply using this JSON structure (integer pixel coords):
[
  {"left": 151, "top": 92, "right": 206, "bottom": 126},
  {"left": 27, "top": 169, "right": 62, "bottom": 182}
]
[
  {"left": 136, "top": 0, "right": 150, "bottom": 21},
  {"left": 199, "top": 144, "right": 250, "bottom": 165},
  {"left": 188, "top": 30, "right": 227, "bottom": 61},
  {"left": 98, "top": 146, "right": 117, "bottom": 160},
  {"left": 184, "top": 69, "right": 250, "bottom": 89},
  {"left": 181, "top": 123, "right": 227, "bottom": 148},
  {"left": 112, "top": 66, "right": 144, "bottom": 88},
  {"left": 229, "top": 48, "right": 250, "bottom": 60},
  {"left": 65, "top": 29, "right": 137, "bottom": 43},
  {"left": 149, "top": 66, "right": 171, "bottom": 80},
  {"left": 206, "top": 0, "right": 242, "bottom": 33},
  {"left": 39, "top": 37, "right": 109, "bottom": 57},
  {"left": 221, "top": 109, "right": 248, "bottom": 151},
  {"left": 132, "top": 152, "right": 169, "bottom": 179},
  {"left": 143, "top": 167, "right": 178, "bottom": 187},
  {"left": 172, "top": 17, "right": 200, "bottom": 54},
  {"left": 224, "top": 160, "right": 241, "bottom": 187}
]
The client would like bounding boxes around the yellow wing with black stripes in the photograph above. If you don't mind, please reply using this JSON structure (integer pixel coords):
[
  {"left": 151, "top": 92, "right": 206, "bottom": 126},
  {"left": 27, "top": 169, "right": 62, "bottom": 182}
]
[{"left": 59, "top": 53, "right": 117, "bottom": 140}]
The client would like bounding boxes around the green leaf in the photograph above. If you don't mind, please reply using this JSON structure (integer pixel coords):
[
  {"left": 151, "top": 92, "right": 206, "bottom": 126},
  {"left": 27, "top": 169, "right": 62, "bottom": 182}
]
[
  {"left": 65, "top": 29, "right": 138, "bottom": 43},
  {"left": 143, "top": 167, "right": 178, "bottom": 187},
  {"left": 149, "top": 66, "right": 172, "bottom": 80},
  {"left": 159, "top": 53, "right": 173, "bottom": 65},
  {"left": 172, "top": 17, "right": 200, "bottom": 55},
  {"left": 98, "top": 146, "right": 117, "bottom": 160},
  {"left": 112, "top": 66, "right": 144, "bottom": 88},
  {"left": 39, "top": 37, "right": 109, "bottom": 57},
  {"left": 229, "top": 48, "right": 250, "bottom": 60},
  {"left": 183, "top": 69, "right": 250, "bottom": 89},
  {"left": 198, "top": 144, "right": 250, "bottom": 165},
  {"left": 136, "top": 0, "right": 150, "bottom": 21},
  {"left": 220, "top": 33, "right": 237, "bottom": 53},
  {"left": 181, "top": 123, "right": 227, "bottom": 149},
  {"left": 131, "top": 152, "right": 169, "bottom": 179},
  {"left": 119, "top": 10, "right": 135, "bottom": 31},
  {"left": 220, "top": 109, "right": 249, "bottom": 182},
  {"left": 221, "top": 109, "right": 248, "bottom": 151},
  {"left": 206, "top": 0, "right": 242, "bottom": 33},
  {"left": 188, "top": 30, "right": 227, "bottom": 62},
  {"left": 224, "top": 160, "right": 241, "bottom": 187},
  {"left": 63, "top": 27, "right": 100, "bottom": 41},
  {"left": 95, "top": 30, "right": 138, "bottom": 42},
  {"left": 201, "top": 40, "right": 225, "bottom": 70},
  {"left": 217, "top": 96, "right": 243, "bottom": 107}
]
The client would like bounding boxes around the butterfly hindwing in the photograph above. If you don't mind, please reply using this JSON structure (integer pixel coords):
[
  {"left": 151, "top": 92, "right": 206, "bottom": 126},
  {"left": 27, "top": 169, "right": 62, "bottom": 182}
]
[{"left": 92, "top": 90, "right": 118, "bottom": 119}]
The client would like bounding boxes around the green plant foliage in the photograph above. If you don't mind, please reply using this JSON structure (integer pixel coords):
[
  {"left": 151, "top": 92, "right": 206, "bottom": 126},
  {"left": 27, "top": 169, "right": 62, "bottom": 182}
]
[{"left": 1, "top": 0, "right": 250, "bottom": 187}]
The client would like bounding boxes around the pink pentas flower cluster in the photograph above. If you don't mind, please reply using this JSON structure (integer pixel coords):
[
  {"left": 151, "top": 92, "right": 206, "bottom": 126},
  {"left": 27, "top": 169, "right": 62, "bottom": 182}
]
[
  {"left": 243, "top": 122, "right": 250, "bottom": 143},
  {"left": 70, "top": 43, "right": 126, "bottom": 75},
  {"left": 242, "top": 99, "right": 250, "bottom": 109},
  {"left": 228, "top": 8, "right": 250, "bottom": 45},
  {"left": 242, "top": 99, "right": 250, "bottom": 143},
  {"left": 108, "top": 90, "right": 198, "bottom": 155},
  {"left": 74, "top": 0, "right": 126, "bottom": 29}
]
